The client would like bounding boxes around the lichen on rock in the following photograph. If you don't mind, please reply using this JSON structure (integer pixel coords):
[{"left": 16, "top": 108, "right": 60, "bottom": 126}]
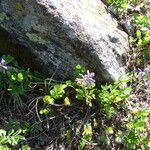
[
  {"left": 0, "top": 12, "right": 9, "bottom": 22},
  {"left": 0, "top": 0, "right": 129, "bottom": 82},
  {"left": 26, "top": 33, "right": 48, "bottom": 44}
]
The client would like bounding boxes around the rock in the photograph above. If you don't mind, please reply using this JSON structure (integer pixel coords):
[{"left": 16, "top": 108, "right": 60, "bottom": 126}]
[
  {"left": 0, "top": 26, "right": 43, "bottom": 71},
  {"left": 0, "top": 0, "right": 129, "bottom": 82},
  {"left": 120, "top": 19, "right": 135, "bottom": 36}
]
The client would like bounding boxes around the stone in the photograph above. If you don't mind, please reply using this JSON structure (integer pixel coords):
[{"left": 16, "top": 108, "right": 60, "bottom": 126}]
[
  {"left": 0, "top": 0, "right": 129, "bottom": 82},
  {"left": 0, "top": 26, "right": 43, "bottom": 71}
]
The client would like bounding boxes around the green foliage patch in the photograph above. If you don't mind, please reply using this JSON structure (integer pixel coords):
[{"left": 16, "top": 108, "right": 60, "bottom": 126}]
[
  {"left": 0, "top": 55, "right": 149, "bottom": 149},
  {"left": 0, "top": 1, "right": 150, "bottom": 148}
]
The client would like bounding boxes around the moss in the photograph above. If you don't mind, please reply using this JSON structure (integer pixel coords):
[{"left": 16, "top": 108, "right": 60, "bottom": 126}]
[
  {"left": 26, "top": 33, "right": 48, "bottom": 44},
  {"left": 33, "top": 25, "right": 47, "bottom": 33},
  {"left": 12, "top": 2, "right": 24, "bottom": 18},
  {"left": 13, "top": 11, "right": 23, "bottom": 18},
  {"left": 15, "top": 2, "right": 23, "bottom": 10}
]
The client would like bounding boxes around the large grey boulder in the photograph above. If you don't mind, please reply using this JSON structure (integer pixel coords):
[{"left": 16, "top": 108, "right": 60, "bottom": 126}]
[{"left": 0, "top": 0, "right": 129, "bottom": 82}]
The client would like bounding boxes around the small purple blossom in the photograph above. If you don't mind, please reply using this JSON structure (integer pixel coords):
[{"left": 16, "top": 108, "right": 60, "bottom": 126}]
[
  {"left": 0, "top": 58, "right": 8, "bottom": 70},
  {"left": 76, "top": 70, "right": 95, "bottom": 87}
]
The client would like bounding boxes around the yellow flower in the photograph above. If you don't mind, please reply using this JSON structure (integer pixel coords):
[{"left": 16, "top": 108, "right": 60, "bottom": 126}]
[{"left": 63, "top": 97, "right": 71, "bottom": 106}]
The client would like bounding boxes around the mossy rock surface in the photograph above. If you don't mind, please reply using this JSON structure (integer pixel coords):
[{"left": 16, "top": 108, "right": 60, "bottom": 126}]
[{"left": 0, "top": 0, "right": 129, "bottom": 82}]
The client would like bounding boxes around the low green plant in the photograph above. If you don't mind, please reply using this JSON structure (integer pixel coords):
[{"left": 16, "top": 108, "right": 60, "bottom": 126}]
[
  {"left": 0, "top": 55, "right": 31, "bottom": 95},
  {"left": 130, "top": 10, "right": 150, "bottom": 64},
  {"left": 6, "top": 117, "right": 43, "bottom": 135},
  {"left": 130, "top": 29, "right": 150, "bottom": 64},
  {"left": 107, "top": 0, "right": 128, "bottom": 11},
  {"left": 79, "top": 123, "right": 93, "bottom": 149},
  {"left": 1, "top": 54, "right": 148, "bottom": 149},
  {"left": 135, "top": 30, "right": 150, "bottom": 47},
  {"left": 98, "top": 81, "right": 132, "bottom": 118},
  {"left": 75, "top": 71, "right": 96, "bottom": 107},
  {"left": 40, "top": 65, "right": 135, "bottom": 149},
  {"left": 130, "top": 0, "right": 148, "bottom": 5},
  {"left": 39, "top": 83, "right": 68, "bottom": 114},
  {"left": 40, "top": 65, "right": 96, "bottom": 114},
  {"left": 133, "top": 15, "right": 150, "bottom": 29},
  {"left": 7, "top": 69, "right": 31, "bottom": 94},
  {"left": 0, "top": 129, "right": 29, "bottom": 150},
  {"left": 116, "top": 108, "right": 150, "bottom": 149},
  {"left": 106, "top": 0, "right": 150, "bottom": 65}
]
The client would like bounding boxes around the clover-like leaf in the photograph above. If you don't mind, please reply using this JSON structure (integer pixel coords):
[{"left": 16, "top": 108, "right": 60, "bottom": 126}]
[{"left": 43, "top": 95, "right": 54, "bottom": 104}]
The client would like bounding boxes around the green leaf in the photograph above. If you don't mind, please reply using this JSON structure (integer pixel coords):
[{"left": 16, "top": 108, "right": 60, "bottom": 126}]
[
  {"left": 127, "top": 122, "right": 134, "bottom": 129},
  {"left": 136, "top": 30, "right": 142, "bottom": 39},
  {"left": 75, "top": 64, "right": 85, "bottom": 74},
  {"left": 0, "top": 129, "right": 6, "bottom": 136},
  {"left": 50, "top": 84, "right": 67, "bottom": 99},
  {"left": 11, "top": 74, "right": 16, "bottom": 80},
  {"left": 137, "top": 39, "right": 143, "bottom": 46},
  {"left": 21, "top": 145, "right": 30, "bottom": 150},
  {"left": 2, "top": 55, "right": 14, "bottom": 63},
  {"left": 106, "top": 127, "right": 114, "bottom": 134},
  {"left": 0, "top": 145, "right": 11, "bottom": 150},
  {"left": 75, "top": 64, "right": 82, "bottom": 70},
  {"left": 121, "top": 0, "right": 127, "bottom": 10},
  {"left": 83, "top": 123, "right": 92, "bottom": 135},
  {"left": 76, "top": 88, "right": 85, "bottom": 100},
  {"left": 147, "top": 141, "right": 150, "bottom": 147},
  {"left": 17, "top": 73, "right": 24, "bottom": 82},
  {"left": 114, "top": 96, "right": 122, "bottom": 102},
  {"left": 129, "top": 36, "right": 137, "bottom": 43},
  {"left": 39, "top": 108, "right": 51, "bottom": 115},
  {"left": 123, "top": 87, "right": 132, "bottom": 96},
  {"left": 8, "top": 85, "right": 24, "bottom": 94},
  {"left": 43, "top": 95, "right": 54, "bottom": 104}
]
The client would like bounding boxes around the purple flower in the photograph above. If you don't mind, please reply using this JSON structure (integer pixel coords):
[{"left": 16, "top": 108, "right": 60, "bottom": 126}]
[
  {"left": 0, "top": 58, "right": 8, "bottom": 70},
  {"left": 76, "top": 70, "right": 95, "bottom": 87}
]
